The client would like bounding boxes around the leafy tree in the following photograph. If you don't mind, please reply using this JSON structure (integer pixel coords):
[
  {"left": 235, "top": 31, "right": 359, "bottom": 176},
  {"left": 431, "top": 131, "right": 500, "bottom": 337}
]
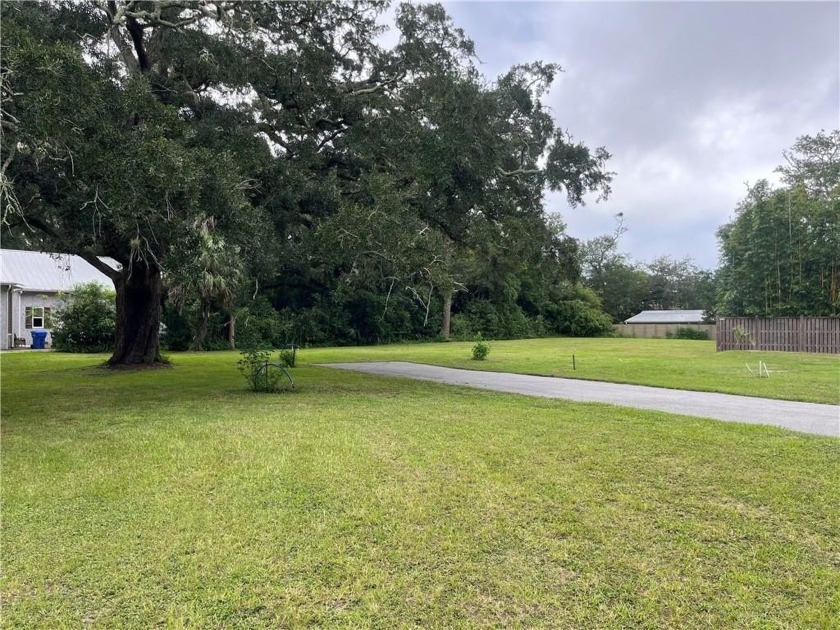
[
  {"left": 592, "top": 261, "right": 651, "bottom": 323},
  {"left": 579, "top": 213, "right": 628, "bottom": 281},
  {"left": 166, "top": 217, "right": 243, "bottom": 350},
  {"left": 351, "top": 5, "right": 614, "bottom": 337},
  {"left": 267, "top": 4, "right": 614, "bottom": 342},
  {"left": 579, "top": 214, "right": 648, "bottom": 322},
  {"left": 717, "top": 181, "right": 839, "bottom": 316},
  {"left": 2, "top": 1, "right": 271, "bottom": 364},
  {"left": 776, "top": 129, "right": 840, "bottom": 199},
  {"left": 4, "top": 1, "right": 615, "bottom": 356},
  {"left": 52, "top": 282, "right": 116, "bottom": 353},
  {"left": 545, "top": 284, "right": 613, "bottom": 337},
  {"left": 2, "top": 1, "right": 388, "bottom": 364},
  {"left": 717, "top": 131, "right": 840, "bottom": 317},
  {"left": 645, "top": 256, "right": 716, "bottom": 312}
]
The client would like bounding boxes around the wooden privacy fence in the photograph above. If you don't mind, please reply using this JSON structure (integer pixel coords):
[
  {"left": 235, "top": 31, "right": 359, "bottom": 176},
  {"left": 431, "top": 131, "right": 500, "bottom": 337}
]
[{"left": 716, "top": 317, "right": 840, "bottom": 354}]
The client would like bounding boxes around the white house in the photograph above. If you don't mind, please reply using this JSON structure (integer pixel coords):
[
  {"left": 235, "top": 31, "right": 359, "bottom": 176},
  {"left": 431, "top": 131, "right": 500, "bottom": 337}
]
[{"left": 0, "top": 250, "right": 119, "bottom": 350}]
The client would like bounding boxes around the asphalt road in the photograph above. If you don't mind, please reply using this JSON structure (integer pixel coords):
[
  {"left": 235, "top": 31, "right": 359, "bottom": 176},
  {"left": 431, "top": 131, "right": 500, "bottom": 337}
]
[{"left": 321, "top": 361, "right": 840, "bottom": 437}]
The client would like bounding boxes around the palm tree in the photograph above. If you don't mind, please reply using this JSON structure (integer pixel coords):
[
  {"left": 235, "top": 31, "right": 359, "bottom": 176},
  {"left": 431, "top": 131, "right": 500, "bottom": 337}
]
[{"left": 168, "top": 217, "right": 242, "bottom": 350}]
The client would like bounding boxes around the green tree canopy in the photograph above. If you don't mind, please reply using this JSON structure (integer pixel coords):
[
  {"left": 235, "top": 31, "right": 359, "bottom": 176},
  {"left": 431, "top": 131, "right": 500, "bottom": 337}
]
[
  {"left": 717, "top": 131, "right": 840, "bottom": 317},
  {"left": 3, "top": 1, "right": 616, "bottom": 358}
]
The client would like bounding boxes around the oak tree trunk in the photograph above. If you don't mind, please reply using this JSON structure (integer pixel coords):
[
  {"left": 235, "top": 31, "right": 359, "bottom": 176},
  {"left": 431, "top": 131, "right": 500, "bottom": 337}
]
[
  {"left": 108, "top": 262, "right": 164, "bottom": 366},
  {"left": 440, "top": 291, "right": 452, "bottom": 339}
]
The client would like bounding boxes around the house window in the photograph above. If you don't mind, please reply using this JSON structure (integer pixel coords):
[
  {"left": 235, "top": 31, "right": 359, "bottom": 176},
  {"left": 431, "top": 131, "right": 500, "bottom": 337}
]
[{"left": 25, "top": 306, "right": 52, "bottom": 329}]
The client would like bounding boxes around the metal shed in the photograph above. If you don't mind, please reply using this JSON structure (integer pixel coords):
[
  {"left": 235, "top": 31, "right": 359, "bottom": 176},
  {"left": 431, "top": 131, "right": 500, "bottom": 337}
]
[
  {"left": 623, "top": 310, "right": 706, "bottom": 325},
  {"left": 616, "top": 309, "right": 714, "bottom": 339}
]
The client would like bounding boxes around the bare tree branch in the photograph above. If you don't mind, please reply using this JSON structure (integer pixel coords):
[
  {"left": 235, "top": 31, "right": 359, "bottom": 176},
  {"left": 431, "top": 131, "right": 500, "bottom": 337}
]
[{"left": 495, "top": 166, "right": 541, "bottom": 177}]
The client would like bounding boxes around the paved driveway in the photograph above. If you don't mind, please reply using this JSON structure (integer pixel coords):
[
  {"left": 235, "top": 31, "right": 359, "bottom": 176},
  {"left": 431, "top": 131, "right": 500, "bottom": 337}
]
[{"left": 322, "top": 362, "right": 840, "bottom": 437}]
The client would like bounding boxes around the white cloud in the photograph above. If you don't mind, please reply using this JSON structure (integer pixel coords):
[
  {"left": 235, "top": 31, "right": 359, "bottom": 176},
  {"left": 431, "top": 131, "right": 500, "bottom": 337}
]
[{"left": 437, "top": 1, "right": 839, "bottom": 268}]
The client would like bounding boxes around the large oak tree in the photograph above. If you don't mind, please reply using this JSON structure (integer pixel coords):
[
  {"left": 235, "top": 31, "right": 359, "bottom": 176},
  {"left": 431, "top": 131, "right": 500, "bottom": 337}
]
[
  {"left": 2, "top": 0, "right": 388, "bottom": 364},
  {"left": 3, "top": 1, "right": 615, "bottom": 359}
]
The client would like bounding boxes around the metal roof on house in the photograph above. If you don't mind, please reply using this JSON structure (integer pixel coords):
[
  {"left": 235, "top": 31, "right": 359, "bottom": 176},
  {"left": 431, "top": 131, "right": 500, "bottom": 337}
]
[
  {"left": 0, "top": 249, "right": 119, "bottom": 292},
  {"left": 624, "top": 309, "right": 707, "bottom": 324}
]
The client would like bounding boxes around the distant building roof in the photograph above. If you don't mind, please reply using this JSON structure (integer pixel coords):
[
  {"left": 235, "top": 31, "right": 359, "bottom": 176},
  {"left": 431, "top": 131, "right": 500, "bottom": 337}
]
[
  {"left": 0, "top": 249, "right": 119, "bottom": 292},
  {"left": 624, "top": 309, "right": 707, "bottom": 324}
]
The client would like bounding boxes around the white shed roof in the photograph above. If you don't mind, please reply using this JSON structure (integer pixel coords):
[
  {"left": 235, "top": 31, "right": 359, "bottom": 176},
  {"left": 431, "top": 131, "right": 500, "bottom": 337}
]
[
  {"left": 624, "top": 309, "right": 707, "bottom": 324},
  {"left": 0, "top": 249, "right": 119, "bottom": 292}
]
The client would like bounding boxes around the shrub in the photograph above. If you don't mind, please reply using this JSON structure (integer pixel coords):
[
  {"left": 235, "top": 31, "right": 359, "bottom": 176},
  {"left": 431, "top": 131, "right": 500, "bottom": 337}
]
[
  {"left": 452, "top": 300, "right": 542, "bottom": 341},
  {"left": 471, "top": 333, "right": 490, "bottom": 360},
  {"left": 237, "top": 348, "right": 283, "bottom": 392},
  {"left": 667, "top": 327, "right": 710, "bottom": 340},
  {"left": 52, "top": 282, "right": 116, "bottom": 353},
  {"left": 549, "top": 300, "right": 613, "bottom": 337},
  {"left": 279, "top": 346, "right": 297, "bottom": 368},
  {"left": 537, "top": 284, "right": 613, "bottom": 338}
]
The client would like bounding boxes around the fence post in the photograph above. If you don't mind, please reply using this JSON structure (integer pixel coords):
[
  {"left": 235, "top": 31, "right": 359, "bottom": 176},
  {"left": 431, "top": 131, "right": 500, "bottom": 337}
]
[{"left": 796, "top": 315, "right": 805, "bottom": 352}]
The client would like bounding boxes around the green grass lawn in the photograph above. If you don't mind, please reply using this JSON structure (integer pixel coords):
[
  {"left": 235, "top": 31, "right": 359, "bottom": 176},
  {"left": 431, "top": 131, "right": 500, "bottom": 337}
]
[
  {"left": 302, "top": 337, "right": 840, "bottom": 404},
  {"left": 2, "top": 349, "right": 839, "bottom": 628}
]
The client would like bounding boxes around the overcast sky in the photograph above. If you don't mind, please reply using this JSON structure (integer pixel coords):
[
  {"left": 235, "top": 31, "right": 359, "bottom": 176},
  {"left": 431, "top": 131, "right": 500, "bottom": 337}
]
[{"left": 390, "top": 1, "right": 839, "bottom": 269}]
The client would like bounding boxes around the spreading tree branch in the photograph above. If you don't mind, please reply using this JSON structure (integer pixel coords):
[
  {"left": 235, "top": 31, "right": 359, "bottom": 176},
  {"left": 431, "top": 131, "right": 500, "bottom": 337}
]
[{"left": 495, "top": 166, "right": 541, "bottom": 177}]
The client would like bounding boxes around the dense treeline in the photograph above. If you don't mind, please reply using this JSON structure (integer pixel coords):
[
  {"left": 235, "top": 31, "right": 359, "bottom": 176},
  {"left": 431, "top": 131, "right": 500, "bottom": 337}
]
[
  {"left": 3, "top": 2, "right": 835, "bottom": 358},
  {"left": 2, "top": 0, "right": 616, "bottom": 360},
  {"left": 716, "top": 130, "right": 839, "bottom": 317},
  {"left": 578, "top": 215, "right": 717, "bottom": 323},
  {"left": 579, "top": 131, "right": 840, "bottom": 323}
]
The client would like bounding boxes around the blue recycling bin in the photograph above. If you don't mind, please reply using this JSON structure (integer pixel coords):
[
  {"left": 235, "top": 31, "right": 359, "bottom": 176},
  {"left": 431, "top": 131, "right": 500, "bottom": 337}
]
[{"left": 31, "top": 330, "right": 48, "bottom": 350}]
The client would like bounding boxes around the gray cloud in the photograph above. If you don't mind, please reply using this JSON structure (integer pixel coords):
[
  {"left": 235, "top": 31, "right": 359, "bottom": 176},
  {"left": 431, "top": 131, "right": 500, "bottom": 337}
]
[{"left": 443, "top": 1, "right": 840, "bottom": 268}]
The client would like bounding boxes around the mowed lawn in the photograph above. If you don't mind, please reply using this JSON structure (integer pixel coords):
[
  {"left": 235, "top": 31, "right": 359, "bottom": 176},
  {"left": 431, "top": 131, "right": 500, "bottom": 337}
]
[
  {"left": 2, "top": 347, "right": 839, "bottom": 628},
  {"left": 303, "top": 337, "right": 840, "bottom": 404}
]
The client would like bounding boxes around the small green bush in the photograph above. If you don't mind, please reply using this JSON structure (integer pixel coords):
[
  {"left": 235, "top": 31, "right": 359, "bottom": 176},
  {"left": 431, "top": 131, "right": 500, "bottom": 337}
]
[
  {"left": 237, "top": 348, "right": 283, "bottom": 392},
  {"left": 52, "top": 282, "right": 116, "bottom": 353},
  {"left": 666, "top": 327, "right": 710, "bottom": 340},
  {"left": 279, "top": 346, "right": 297, "bottom": 368},
  {"left": 471, "top": 333, "right": 490, "bottom": 360}
]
